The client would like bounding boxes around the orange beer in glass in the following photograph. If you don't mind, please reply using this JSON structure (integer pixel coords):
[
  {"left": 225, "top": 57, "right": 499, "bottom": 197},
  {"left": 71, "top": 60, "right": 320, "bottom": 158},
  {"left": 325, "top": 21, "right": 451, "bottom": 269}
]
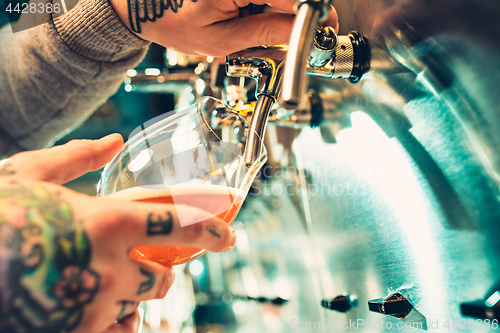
[
  {"left": 109, "top": 185, "right": 245, "bottom": 265},
  {"left": 98, "top": 97, "right": 266, "bottom": 266}
]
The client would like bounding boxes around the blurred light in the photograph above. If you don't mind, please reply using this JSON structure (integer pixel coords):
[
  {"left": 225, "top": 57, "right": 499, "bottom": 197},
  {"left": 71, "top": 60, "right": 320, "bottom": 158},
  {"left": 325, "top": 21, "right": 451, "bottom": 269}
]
[
  {"left": 207, "top": 56, "right": 214, "bottom": 63},
  {"left": 241, "top": 266, "right": 260, "bottom": 298},
  {"left": 189, "top": 260, "right": 204, "bottom": 276},
  {"left": 486, "top": 291, "right": 500, "bottom": 307},
  {"left": 128, "top": 149, "right": 153, "bottom": 172},
  {"left": 124, "top": 84, "right": 132, "bottom": 92},
  {"left": 183, "top": 86, "right": 195, "bottom": 103},
  {"left": 166, "top": 49, "right": 179, "bottom": 66},
  {"left": 232, "top": 300, "right": 246, "bottom": 315},
  {"left": 275, "top": 277, "right": 291, "bottom": 300},
  {"left": 335, "top": 111, "right": 388, "bottom": 144},
  {"left": 182, "top": 327, "right": 194, "bottom": 333},
  {"left": 147, "top": 299, "right": 162, "bottom": 330},
  {"left": 194, "top": 63, "right": 205, "bottom": 75},
  {"left": 137, "top": 303, "right": 145, "bottom": 333},
  {"left": 350, "top": 111, "right": 388, "bottom": 138},
  {"left": 195, "top": 78, "right": 206, "bottom": 95},
  {"left": 127, "top": 69, "right": 137, "bottom": 77},
  {"left": 145, "top": 68, "right": 161, "bottom": 76},
  {"left": 124, "top": 76, "right": 131, "bottom": 84},
  {"left": 235, "top": 228, "right": 249, "bottom": 254}
]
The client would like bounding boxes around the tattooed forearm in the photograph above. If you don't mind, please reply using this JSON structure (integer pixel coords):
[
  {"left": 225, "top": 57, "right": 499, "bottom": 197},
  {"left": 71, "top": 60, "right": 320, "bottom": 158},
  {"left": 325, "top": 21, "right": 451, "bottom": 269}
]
[
  {"left": 147, "top": 212, "right": 173, "bottom": 235},
  {"left": 137, "top": 268, "right": 155, "bottom": 295},
  {"left": 0, "top": 184, "right": 98, "bottom": 332},
  {"left": 127, "top": 0, "right": 198, "bottom": 33}
]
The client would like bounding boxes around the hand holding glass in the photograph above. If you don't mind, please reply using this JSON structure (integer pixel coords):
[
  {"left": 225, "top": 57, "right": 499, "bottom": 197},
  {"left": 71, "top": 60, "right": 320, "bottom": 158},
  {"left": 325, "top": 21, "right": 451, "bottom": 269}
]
[{"left": 97, "top": 97, "right": 266, "bottom": 265}]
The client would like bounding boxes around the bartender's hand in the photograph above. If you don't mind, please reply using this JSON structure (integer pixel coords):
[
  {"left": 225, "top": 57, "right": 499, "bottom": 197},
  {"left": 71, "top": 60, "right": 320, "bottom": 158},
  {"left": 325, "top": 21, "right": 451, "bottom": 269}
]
[
  {"left": 0, "top": 134, "right": 236, "bottom": 333},
  {"left": 108, "top": 0, "right": 339, "bottom": 56}
]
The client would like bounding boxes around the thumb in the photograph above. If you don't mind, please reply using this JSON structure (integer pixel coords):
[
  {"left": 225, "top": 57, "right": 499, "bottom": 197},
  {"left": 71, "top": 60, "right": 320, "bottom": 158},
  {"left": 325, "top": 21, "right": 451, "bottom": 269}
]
[
  {"left": 209, "top": 7, "right": 338, "bottom": 56},
  {"left": 209, "top": 13, "right": 295, "bottom": 55},
  {"left": 7, "top": 134, "right": 124, "bottom": 184}
]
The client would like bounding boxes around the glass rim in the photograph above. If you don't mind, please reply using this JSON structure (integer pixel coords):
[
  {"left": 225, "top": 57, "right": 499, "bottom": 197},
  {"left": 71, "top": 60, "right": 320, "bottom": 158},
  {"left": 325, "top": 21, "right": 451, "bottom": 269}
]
[
  {"left": 126, "top": 96, "right": 265, "bottom": 150},
  {"left": 100, "top": 96, "right": 268, "bottom": 188}
]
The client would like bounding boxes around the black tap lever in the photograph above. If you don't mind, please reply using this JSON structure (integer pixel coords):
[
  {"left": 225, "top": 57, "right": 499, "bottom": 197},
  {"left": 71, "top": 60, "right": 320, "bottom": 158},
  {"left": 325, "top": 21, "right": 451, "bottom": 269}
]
[
  {"left": 368, "top": 292, "right": 413, "bottom": 319},
  {"left": 321, "top": 294, "right": 357, "bottom": 312}
]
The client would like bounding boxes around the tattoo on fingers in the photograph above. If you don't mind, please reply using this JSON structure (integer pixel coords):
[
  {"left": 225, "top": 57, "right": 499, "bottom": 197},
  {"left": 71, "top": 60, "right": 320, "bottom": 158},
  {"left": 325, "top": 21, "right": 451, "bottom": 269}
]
[
  {"left": 147, "top": 212, "right": 173, "bottom": 235},
  {"left": 117, "top": 301, "right": 137, "bottom": 321},
  {"left": 205, "top": 226, "right": 221, "bottom": 239},
  {"left": 137, "top": 268, "right": 156, "bottom": 295}
]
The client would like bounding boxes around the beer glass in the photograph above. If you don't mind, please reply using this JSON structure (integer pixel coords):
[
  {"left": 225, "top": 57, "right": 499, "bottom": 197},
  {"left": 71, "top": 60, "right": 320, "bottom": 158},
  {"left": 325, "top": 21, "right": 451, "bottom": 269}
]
[{"left": 97, "top": 96, "right": 267, "bottom": 266}]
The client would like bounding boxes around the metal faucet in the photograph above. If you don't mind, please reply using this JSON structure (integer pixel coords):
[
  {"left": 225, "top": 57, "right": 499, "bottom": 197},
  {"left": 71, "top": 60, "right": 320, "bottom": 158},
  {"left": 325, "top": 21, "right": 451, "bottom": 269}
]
[
  {"left": 281, "top": 0, "right": 333, "bottom": 110},
  {"left": 226, "top": 21, "right": 372, "bottom": 167},
  {"left": 226, "top": 45, "right": 287, "bottom": 166}
]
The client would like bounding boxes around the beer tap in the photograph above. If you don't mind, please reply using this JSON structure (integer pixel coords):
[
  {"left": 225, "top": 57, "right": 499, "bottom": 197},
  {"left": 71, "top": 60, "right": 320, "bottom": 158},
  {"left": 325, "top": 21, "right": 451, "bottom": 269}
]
[
  {"left": 226, "top": 24, "right": 372, "bottom": 166},
  {"left": 226, "top": 45, "right": 287, "bottom": 166},
  {"left": 281, "top": 0, "right": 333, "bottom": 110}
]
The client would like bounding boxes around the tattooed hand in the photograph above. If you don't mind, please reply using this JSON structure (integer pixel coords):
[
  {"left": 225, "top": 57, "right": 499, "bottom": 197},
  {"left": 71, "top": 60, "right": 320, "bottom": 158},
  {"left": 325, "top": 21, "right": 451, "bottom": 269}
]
[
  {"left": 0, "top": 134, "right": 236, "bottom": 333},
  {"left": 107, "top": 0, "right": 339, "bottom": 56}
]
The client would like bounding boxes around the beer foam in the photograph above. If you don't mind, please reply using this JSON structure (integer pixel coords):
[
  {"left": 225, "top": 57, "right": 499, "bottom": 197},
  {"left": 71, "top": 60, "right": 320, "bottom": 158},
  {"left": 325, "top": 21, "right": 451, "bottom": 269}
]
[{"left": 107, "top": 184, "right": 245, "bottom": 201}]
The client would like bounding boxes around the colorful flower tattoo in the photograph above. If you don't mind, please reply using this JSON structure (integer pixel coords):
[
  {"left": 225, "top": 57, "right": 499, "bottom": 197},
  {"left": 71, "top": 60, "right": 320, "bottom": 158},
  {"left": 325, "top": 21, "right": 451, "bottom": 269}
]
[
  {"left": 53, "top": 266, "right": 99, "bottom": 309},
  {"left": 0, "top": 184, "right": 99, "bottom": 332}
]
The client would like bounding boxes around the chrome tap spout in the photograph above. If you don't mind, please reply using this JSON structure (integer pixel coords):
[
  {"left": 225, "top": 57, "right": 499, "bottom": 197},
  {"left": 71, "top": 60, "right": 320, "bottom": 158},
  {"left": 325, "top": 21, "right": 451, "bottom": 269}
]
[
  {"left": 281, "top": 0, "right": 332, "bottom": 110},
  {"left": 226, "top": 46, "right": 287, "bottom": 165}
]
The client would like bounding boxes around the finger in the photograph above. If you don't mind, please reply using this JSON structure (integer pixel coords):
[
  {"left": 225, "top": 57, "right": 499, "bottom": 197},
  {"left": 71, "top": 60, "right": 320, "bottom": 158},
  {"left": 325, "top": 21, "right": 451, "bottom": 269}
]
[
  {"left": 253, "top": 0, "right": 339, "bottom": 27},
  {"left": 242, "top": 0, "right": 296, "bottom": 14},
  {"left": 73, "top": 245, "right": 173, "bottom": 332},
  {"left": 320, "top": 5, "right": 339, "bottom": 33},
  {"left": 77, "top": 299, "right": 139, "bottom": 333},
  {"left": 208, "top": 13, "right": 295, "bottom": 55},
  {"left": 104, "top": 310, "right": 141, "bottom": 333},
  {"left": 120, "top": 260, "right": 175, "bottom": 301},
  {"left": 207, "top": 6, "right": 338, "bottom": 55},
  {"left": 7, "top": 134, "right": 123, "bottom": 184},
  {"left": 88, "top": 199, "right": 237, "bottom": 254}
]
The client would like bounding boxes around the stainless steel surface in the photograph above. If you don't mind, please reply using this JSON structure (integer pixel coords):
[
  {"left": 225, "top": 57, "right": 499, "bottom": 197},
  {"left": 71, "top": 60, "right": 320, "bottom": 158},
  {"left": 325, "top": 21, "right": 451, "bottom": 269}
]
[
  {"left": 220, "top": 0, "right": 500, "bottom": 332},
  {"left": 244, "top": 94, "right": 275, "bottom": 166},
  {"left": 286, "top": 0, "right": 500, "bottom": 331}
]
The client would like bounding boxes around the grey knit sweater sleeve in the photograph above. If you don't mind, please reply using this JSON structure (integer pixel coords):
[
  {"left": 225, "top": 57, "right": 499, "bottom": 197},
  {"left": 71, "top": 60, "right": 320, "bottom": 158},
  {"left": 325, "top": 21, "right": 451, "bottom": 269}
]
[{"left": 0, "top": 0, "right": 150, "bottom": 157}]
